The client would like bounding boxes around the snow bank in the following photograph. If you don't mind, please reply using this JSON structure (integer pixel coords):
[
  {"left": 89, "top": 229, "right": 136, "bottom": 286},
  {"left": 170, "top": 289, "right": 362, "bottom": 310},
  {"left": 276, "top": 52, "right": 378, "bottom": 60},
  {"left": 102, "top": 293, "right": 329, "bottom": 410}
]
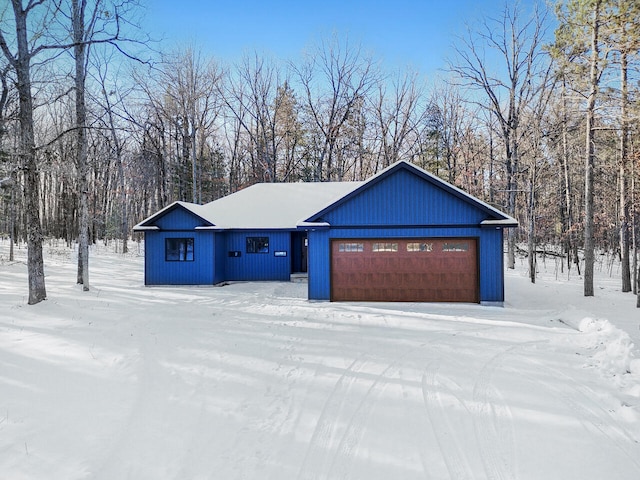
[{"left": 577, "top": 317, "right": 635, "bottom": 379}]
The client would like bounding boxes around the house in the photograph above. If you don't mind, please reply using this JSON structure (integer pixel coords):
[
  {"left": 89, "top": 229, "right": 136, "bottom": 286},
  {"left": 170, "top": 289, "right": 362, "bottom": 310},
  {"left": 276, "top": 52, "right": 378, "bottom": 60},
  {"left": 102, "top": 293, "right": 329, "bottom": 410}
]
[{"left": 133, "top": 161, "right": 517, "bottom": 304}]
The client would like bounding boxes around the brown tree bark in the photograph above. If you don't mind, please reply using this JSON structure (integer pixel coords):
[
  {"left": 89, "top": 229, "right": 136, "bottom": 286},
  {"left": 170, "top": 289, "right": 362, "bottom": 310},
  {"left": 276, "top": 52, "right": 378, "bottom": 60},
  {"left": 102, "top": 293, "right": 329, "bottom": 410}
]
[{"left": 0, "top": 0, "right": 47, "bottom": 304}]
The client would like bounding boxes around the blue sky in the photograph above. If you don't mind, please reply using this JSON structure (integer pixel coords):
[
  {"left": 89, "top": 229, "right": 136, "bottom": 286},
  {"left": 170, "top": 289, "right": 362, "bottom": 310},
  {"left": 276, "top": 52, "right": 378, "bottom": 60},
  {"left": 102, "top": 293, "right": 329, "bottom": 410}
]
[{"left": 142, "top": 0, "right": 542, "bottom": 76}]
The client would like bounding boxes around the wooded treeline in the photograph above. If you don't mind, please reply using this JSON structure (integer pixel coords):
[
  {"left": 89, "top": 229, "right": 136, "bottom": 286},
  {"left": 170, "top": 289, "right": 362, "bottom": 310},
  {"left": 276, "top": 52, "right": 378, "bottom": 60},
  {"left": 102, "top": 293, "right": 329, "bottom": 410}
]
[{"left": 1, "top": 0, "right": 640, "bottom": 305}]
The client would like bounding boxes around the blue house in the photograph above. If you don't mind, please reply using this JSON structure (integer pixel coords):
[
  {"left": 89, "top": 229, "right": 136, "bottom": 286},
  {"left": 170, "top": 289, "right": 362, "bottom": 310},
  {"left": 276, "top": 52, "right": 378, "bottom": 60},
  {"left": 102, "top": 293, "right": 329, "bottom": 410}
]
[{"left": 133, "top": 161, "right": 517, "bottom": 304}]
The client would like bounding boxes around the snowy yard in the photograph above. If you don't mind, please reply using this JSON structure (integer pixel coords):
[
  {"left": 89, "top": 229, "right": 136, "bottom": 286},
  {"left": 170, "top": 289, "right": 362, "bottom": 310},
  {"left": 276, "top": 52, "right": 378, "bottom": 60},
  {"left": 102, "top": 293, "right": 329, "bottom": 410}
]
[{"left": 1, "top": 240, "right": 639, "bottom": 480}]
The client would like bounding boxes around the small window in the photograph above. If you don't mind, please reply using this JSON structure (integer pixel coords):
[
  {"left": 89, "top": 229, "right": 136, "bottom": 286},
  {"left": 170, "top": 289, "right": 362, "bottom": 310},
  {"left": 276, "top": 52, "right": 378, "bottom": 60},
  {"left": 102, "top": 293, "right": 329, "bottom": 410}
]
[
  {"left": 247, "top": 236, "right": 269, "bottom": 254},
  {"left": 442, "top": 242, "right": 469, "bottom": 252},
  {"left": 372, "top": 242, "right": 398, "bottom": 252},
  {"left": 407, "top": 242, "right": 433, "bottom": 252},
  {"left": 166, "top": 238, "right": 194, "bottom": 261},
  {"left": 338, "top": 242, "right": 364, "bottom": 252}
]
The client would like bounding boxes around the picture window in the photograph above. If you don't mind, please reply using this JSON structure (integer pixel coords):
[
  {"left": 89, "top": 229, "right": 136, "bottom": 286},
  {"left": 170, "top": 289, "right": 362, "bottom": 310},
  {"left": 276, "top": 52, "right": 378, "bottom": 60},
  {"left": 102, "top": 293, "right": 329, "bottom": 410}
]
[
  {"left": 165, "top": 238, "right": 194, "bottom": 262},
  {"left": 246, "top": 237, "right": 269, "bottom": 254}
]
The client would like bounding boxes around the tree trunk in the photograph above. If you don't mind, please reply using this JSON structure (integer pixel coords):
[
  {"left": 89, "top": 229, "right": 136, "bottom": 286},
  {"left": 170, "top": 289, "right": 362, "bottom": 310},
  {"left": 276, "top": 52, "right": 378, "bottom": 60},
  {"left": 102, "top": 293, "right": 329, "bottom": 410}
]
[
  {"left": 619, "top": 50, "right": 631, "bottom": 292},
  {"left": 9, "top": 0, "right": 47, "bottom": 304},
  {"left": 583, "top": 0, "right": 601, "bottom": 298},
  {"left": 560, "top": 78, "right": 575, "bottom": 273},
  {"left": 73, "top": 0, "right": 90, "bottom": 291}
]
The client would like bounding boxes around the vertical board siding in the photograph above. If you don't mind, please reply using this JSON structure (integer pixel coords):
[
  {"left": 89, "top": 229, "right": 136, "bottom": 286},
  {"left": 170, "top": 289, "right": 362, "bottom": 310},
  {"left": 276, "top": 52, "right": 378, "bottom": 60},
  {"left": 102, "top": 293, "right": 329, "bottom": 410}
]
[
  {"left": 224, "top": 230, "right": 291, "bottom": 281},
  {"left": 308, "top": 230, "right": 331, "bottom": 300},
  {"left": 323, "top": 169, "right": 487, "bottom": 226},
  {"left": 143, "top": 205, "right": 216, "bottom": 285},
  {"left": 308, "top": 226, "right": 506, "bottom": 302},
  {"left": 144, "top": 230, "right": 214, "bottom": 285},
  {"left": 155, "top": 207, "right": 207, "bottom": 230},
  {"left": 140, "top": 164, "right": 509, "bottom": 301},
  {"left": 213, "top": 232, "right": 227, "bottom": 284}
]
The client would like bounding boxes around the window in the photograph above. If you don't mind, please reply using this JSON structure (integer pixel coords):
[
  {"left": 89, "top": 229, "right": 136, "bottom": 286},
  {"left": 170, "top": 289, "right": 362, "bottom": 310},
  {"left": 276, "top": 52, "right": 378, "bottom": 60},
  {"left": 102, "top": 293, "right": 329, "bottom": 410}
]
[
  {"left": 407, "top": 242, "right": 433, "bottom": 252},
  {"left": 166, "top": 238, "right": 194, "bottom": 261},
  {"left": 372, "top": 242, "right": 398, "bottom": 252},
  {"left": 442, "top": 242, "right": 469, "bottom": 252},
  {"left": 338, "top": 242, "right": 364, "bottom": 252},
  {"left": 246, "top": 236, "right": 269, "bottom": 253}
]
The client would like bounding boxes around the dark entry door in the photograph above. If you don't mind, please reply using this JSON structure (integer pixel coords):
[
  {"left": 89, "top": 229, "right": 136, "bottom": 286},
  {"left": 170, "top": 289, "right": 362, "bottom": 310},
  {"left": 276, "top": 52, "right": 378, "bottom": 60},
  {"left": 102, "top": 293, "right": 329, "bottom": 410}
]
[{"left": 291, "top": 232, "right": 308, "bottom": 273}]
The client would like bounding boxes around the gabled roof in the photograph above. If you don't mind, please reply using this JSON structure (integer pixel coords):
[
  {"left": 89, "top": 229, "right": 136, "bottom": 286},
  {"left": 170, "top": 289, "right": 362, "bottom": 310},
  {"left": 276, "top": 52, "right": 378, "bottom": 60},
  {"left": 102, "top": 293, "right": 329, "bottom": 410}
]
[
  {"left": 302, "top": 160, "right": 518, "bottom": 227},
  {"left": 134, "top": 181, "right": 363, "bottom": 231},
  {"left": 196, "top": 181, "right": 363, "bottom": 229},
  {"left": 133, "top": 201, "right": 215, "bottom": 231},
  {"left": 134, "top": 161, "right": 517, "bottom": 232}
]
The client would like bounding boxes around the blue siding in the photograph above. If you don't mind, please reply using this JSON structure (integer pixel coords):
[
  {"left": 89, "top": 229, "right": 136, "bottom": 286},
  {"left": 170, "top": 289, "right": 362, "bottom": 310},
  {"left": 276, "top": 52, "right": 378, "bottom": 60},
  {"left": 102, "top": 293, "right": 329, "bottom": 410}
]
[
  {"left": 307, "top": 229, "right": 331, "bottom": 300},
  {"left": 213, "top": 232, "right": 227, "bottom": 284},
  {"left": 144, "top": 230, "right": 214, "bottom": 285},
  {"left": 322, "top": 169, "right": 487, "bottom": 226},
  {"left": 139, "top": 162, "right": 509, "bottom": 302},
  {"left": 478, "top": 228, "right": 505, "bottom": 302},
  {"left": 224, "top": 231, "right": 291, "bottom": 281},
  {"left": 307, "top": 226, "right": 506, "bottom": 303},
  {"left": 155, "top": 207, "right": 208, "bottom": 230}
]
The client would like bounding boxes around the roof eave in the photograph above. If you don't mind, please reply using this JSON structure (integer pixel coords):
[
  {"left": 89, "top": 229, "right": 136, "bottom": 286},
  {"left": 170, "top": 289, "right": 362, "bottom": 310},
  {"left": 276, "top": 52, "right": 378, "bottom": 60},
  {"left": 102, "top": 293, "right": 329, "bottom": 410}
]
[
  {"left": 481, "top": 218, "right": 519, "bottom": 228},
  {"left": 132, "top": 225, "right": 159, "bottom": 232},
  {"left": 194, "top": 225, "right": 224, "bottom": 231},
  {"left": 296, "top": 221, "right": 331, "bottom": 230}
]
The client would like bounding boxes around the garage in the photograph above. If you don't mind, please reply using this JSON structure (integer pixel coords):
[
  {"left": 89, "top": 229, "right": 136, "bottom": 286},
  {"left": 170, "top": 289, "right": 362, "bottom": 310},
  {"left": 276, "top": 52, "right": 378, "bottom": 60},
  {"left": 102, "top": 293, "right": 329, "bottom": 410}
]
[{"left": 331, "top": 238, "right": 479, "bottom": 302}]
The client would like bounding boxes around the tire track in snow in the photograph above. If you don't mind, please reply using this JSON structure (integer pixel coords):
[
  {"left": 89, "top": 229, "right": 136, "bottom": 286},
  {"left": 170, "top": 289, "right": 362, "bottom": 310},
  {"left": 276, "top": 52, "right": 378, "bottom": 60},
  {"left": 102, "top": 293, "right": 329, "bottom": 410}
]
[
  {"left": 421, "top": 361, "right": 476, "bottom": 480},
  {"left": 531, "top": 360, "right": 640, "bottom": 471},
  {"left": 472, "top": 350, "right": 517, "bottom": 480},
  {"left": 326, "top": 348, "right": 419, "bottom": 480},
  {"left": 471, "top": 341, "right": 545, "bottom": 480},
  {"left": 295, "top": 322, "right": 498, "bottom": 480},
  {"left": 296, "top": 353, "right": 373, "bottom": 480},
  {"left": 297, "top": 341, "right": 431, "bottom": 480}
]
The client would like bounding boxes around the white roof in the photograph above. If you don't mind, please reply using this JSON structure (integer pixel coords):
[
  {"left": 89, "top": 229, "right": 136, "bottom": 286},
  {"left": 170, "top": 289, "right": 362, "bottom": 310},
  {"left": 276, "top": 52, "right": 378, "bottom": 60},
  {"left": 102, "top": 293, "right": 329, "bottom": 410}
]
[
  {"left": 138, "top": 181, "right": 364, "bottom": 230},
  {"left": 134, "top": 161, "right": 517, "bottom": 231}
]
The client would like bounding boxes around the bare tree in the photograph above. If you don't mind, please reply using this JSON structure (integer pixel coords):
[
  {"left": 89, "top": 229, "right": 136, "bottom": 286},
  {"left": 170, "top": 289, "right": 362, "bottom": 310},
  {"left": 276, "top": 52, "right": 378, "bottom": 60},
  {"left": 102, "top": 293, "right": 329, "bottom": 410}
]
[
  {"left": 449, "top": 3, "right": 551, "bottom": 270},
  {"left": 372, "top": 69, "right": 425, "bottom": 171},
  {"left": 68, "top": 0, "right": 146, "bottom": 288},
  {"left": 223, "top": 53, "right": 283, "bottom": 183},
  {"left": 293, "top": 36, "right": 378, "bottom": 181},
  {"left": 0, "top": 62, "right": 16, "bottom": 262},
  {"left": 0, "top": 0, "right": 49, "bottom": 304},
  {"left": 70, "top": 0, "right": 91, "bottom": 290},
  {"left": 137, "top": 46, "right": 222, "bottom": 203},
  {"left": 90, "top": 48, "right": 130, "bottom": 253}
]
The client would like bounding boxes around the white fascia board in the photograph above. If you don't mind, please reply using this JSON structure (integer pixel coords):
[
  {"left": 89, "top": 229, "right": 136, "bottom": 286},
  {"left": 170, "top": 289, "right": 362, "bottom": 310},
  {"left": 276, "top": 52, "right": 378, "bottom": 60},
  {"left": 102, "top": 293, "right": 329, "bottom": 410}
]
[
  {"left": 132, "top": 225, "right": 160, "bottom": 231},
  {"left": 480, "top": 218, "right": 519, "bottom": 227},
  {"left": 296, "top": 221, "right": 330, "bottom": 229},
  {"left": 194, "top": 226, "right": 224, "bottom": 231}
]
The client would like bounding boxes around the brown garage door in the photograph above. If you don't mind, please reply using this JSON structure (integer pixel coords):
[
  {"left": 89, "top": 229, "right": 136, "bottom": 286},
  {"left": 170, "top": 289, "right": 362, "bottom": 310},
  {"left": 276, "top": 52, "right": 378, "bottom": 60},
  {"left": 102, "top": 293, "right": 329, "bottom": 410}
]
[{"left": 331, "top": 238, "right": 479, "bottom": 302}]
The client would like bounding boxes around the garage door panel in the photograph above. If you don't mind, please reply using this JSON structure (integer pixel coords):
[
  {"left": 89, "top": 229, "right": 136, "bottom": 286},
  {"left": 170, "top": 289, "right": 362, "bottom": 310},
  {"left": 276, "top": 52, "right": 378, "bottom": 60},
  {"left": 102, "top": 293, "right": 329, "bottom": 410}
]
[{"left": 331, "top": 238, "right": 478, "bottom": 303}]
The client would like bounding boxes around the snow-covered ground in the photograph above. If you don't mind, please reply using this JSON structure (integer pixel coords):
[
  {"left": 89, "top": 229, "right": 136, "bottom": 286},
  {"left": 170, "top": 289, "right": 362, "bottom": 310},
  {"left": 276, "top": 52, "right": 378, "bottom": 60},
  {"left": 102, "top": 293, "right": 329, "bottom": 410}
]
[{"left": 1, "top": 239, "right": 639, "bottom": 480}]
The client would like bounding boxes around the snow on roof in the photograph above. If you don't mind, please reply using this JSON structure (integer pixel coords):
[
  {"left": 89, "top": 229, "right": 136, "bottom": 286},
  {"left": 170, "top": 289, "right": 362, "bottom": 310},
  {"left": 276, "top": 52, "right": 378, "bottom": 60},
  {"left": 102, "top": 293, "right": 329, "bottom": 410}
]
[
  {"left": 134, "top": 161, "right": 517, "bottom": 232},
  {"left": 196, "top": 181, "right": 364, "bottom": 229}
]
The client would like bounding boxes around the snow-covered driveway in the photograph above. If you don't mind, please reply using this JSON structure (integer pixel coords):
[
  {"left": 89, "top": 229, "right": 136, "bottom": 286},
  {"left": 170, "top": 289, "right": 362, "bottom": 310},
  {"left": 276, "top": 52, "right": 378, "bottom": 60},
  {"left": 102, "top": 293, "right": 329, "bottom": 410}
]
[{"left": 1, "top": 243, "right": 639, "bottom": 479}]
